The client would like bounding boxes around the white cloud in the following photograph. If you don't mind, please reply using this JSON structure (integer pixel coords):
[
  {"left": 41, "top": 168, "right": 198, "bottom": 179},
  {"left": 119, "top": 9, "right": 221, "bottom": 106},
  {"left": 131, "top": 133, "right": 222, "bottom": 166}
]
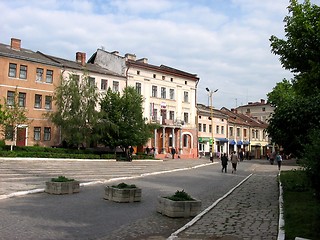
[{"left": 2, "top": 0, "right": 318, "bottom": 109}]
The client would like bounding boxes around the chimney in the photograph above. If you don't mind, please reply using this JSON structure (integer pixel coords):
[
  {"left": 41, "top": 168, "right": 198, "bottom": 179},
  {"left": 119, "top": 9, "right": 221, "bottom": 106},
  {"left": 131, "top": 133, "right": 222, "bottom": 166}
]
[
  {"left": 125, "top": 53, "right": 136, "bottom": 61},
  {"left": 137, "top": 58, "right": 148, "bottom": 64},
  {"left": 260, "top": 99, "right": 265, "bottom": 104},
  {"left": 11, "top": 38, "right": 21, "bottom": 51},
  {"left": 76, "top": 52, "right": 86, "bottom": 66},
  {"left": 111, "top": 51, "right": 119, "bottom": 55}
]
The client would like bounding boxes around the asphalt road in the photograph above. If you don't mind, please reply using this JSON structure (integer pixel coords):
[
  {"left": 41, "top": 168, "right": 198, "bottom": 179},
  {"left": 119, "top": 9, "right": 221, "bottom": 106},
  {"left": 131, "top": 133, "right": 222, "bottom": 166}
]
[{"left": 0, "top": 158, "right": 296, "bottom": 240}]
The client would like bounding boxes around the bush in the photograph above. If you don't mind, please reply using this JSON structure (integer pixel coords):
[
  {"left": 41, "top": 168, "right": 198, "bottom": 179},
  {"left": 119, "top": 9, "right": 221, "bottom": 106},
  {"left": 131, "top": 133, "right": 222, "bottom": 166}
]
[
  {"left": 51, "top": 176, "right": 75, "bottom": 182},
  {"left": 302, "top": 128, "right": 320, "bottom": 199},
  {"left": 112, "top": 182, "right": 137, "bottom": 189},
  {"left": 166, "top": 190, "right": 195, "bottom": 201}
]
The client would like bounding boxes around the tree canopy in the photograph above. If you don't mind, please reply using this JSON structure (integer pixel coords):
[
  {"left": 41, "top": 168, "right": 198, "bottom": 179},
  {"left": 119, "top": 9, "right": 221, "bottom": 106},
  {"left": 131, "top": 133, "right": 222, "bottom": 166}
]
[
  {"left": 99, "top": 86, "right": 155, "bottom": 152},
  {"left": 0, "top": 88, "right": 29, "bottom": 150},
  {"left": 268, "top": 0, "right": 320, "bottom": 156},
  {"left": 49, "top": 73, "right": 100, "bottom": 148}
]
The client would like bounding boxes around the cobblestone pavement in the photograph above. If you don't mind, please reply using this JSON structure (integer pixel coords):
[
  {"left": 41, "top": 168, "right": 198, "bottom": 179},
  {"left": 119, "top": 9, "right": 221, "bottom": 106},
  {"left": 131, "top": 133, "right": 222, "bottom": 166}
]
[{"left": 174, "top": 173, "right": 279, "bottom": 240}]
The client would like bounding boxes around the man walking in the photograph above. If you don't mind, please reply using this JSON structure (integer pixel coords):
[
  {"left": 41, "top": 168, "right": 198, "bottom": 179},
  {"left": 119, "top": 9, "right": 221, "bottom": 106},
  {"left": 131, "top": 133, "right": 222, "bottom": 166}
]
[{"left": 171, "top": 147, "right": 176, "bottom": 159}]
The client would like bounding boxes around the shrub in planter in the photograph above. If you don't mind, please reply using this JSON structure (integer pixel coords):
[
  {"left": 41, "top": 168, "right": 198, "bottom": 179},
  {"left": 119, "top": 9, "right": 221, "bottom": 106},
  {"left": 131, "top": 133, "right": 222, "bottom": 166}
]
[
  {"left": 45, "top": 176, "right": 80, "bottom": 195},
  {"left": 104, "top": 182, "right": 141, "bottom": 203},
  {"left": 157, "top": 190, "right": 201, "bottom": 218}
]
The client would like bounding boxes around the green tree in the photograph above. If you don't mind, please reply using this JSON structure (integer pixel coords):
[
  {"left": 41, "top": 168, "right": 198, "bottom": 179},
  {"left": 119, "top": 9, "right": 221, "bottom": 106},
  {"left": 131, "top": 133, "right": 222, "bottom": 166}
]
[
  {"left": 50, "top": 73, "right": 100, "bottom": 148},
  {"left": 268, "top": 0, "right": 320, "bottom": 156},
  {"left": 0, "top": 88, "right": 29, "bottom": 150},
  {"left": 99, "top": 86, "right": 155, "bottom": 159},
  {"left": 268, "top": 0, "right": 320, "bottom": 197}
]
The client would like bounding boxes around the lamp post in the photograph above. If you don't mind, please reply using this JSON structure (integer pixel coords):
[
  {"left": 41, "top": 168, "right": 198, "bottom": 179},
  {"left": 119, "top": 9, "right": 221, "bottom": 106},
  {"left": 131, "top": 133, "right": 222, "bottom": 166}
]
[{"left": 206, "top": 87, "right": 218, "bottom": 162}]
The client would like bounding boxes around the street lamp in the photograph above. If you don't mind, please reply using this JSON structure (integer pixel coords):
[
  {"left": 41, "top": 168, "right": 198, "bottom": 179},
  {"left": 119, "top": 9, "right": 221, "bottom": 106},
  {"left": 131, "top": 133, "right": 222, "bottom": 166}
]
[{"left": 206, "top": 88, "right": 218, "bottom": 162}]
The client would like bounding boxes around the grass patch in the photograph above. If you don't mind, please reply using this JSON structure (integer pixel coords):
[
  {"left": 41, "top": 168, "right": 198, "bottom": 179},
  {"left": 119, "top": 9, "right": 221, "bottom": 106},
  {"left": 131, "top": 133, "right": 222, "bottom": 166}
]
[{"left": 280, "top": 170, "right": 320, "bottom": 240}]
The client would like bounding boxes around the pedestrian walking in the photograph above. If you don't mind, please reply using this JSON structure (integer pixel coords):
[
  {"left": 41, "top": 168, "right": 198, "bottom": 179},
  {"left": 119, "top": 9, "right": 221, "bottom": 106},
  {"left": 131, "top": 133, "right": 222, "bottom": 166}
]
[
  {"left": 221, "top": 153, "right": 228, "bottom": 173},
  {"left": 230, "top": 151, "right": 239, "bottom": 174},
  {"left": 276, "top": 151, "right": 282, "bottom": 170},
  {"left": 171, "top": 147, "right": 176, "bottom": 159},
  {"left": 270, "top": 150, "right": 276, "bottom": 165}
]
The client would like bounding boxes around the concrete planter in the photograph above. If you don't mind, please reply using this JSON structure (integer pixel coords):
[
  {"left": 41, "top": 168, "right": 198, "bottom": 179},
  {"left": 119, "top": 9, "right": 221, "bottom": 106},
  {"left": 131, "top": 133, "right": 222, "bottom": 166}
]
[
  {"left": 104, "top": 186, "right": 142, "bottom": 203},
  {"left": 156, "top": 196, "right": 202, "bottom": 218},
  {"left": 45, "top": 181, "right": 80, "bottom": 195}
]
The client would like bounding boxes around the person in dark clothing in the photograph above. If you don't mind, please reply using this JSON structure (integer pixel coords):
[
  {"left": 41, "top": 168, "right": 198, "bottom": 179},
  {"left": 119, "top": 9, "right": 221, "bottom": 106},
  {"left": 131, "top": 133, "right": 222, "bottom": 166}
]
[
  {"left": 221, "top": 153, "right": 228, "bottom": 173},
  {"left": 171, "top": 147, "right": 176, "bottom": 159}
]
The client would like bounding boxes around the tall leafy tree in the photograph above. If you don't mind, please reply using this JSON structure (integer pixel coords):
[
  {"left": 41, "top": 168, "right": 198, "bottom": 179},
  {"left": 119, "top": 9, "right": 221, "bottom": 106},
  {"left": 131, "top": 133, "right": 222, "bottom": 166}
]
[
  {"left": 0, "top": 88, "right": 29, "bottom": 150},
  {"left": 267, "top": 0, "right": 320, "bottom": 158},
  {"left": 99, "top": 86, "right": 155, "bottom": 158},
  {"left": 268, "top": 1, "right": 320, "bottom": 197},
  {"left": 50, "top": 73, "right": 100, "bottom": 148}
]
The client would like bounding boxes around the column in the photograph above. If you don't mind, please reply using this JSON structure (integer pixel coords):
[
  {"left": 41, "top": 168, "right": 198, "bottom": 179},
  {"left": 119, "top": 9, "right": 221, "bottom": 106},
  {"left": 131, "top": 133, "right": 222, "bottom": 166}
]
[
  {"left": 172, "top": 128, "right": 175, "bottom": 148},
  {"left": 179, "top": 128, "right": 183, "bottom": 155},
  {"left": 162, "top": 127, "right": 166, "bottom": 153},
  {"left": 154, "top": 128, "right": 158, "bottom": 155}
]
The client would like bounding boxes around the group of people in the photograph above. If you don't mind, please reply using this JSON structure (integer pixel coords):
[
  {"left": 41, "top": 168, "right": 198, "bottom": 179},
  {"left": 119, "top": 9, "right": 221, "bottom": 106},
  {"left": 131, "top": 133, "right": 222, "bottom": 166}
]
[
  {"left": 221, "top": 151, "right": 239, "bottom": 174},
  {"left": 269, "top": 150, "right": 283, "bottom": 170},
  {"left": 220, "top": 149, "right": 283, "bottom": 173}
]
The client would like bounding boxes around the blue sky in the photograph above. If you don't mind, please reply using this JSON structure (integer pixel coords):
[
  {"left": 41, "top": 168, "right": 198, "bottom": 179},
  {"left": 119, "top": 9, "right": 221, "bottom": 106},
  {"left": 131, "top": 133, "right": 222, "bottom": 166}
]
[{"left": 1, "top": 0, "right": 319, "bottom": 109}]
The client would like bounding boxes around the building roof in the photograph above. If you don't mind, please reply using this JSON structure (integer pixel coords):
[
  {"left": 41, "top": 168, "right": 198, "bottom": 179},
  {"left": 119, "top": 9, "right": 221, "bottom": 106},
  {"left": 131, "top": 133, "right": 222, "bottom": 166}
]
[
  {"left": 127, "top": 60, "right": 199, "bottom": 81},
  {"left": 40, "top": 52, "right": 123, "bottom": 77},
  {"left": 0, "top": 43, "right": 60, "bottom": 67}
]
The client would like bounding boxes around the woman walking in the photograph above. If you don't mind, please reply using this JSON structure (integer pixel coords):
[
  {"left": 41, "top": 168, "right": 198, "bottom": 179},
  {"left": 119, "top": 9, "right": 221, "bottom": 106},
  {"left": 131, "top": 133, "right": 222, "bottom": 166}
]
[{"left": 230, "top": 151, "right": 239, "bottom": 174}]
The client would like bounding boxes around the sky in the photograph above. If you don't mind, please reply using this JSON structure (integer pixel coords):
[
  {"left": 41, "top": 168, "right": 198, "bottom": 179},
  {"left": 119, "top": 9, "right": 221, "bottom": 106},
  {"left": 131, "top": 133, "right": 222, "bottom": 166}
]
[{"left": 1, "top": 0, "right": 319, "bottom": 109}]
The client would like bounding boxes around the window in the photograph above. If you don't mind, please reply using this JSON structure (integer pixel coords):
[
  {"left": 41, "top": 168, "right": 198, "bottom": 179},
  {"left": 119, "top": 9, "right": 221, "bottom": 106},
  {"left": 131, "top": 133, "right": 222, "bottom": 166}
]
[
  {"left": 46, "top": 70, "right": 53, "bottom": 83},
  {"left": 112, "top": 81, "right": 119, "bottom": 92},
  {"left": 162, "top": 76, "right": 165, "bottom": 80},
  {"left": 5, "top": 125, "right": 14, "bottom": 140},
  {"left": 236, "top": 128, "right": 240, "bottom": 137},
  {"left": 170, "top": 77, "right": 173, "bottom": 82},
  {"left": 169, "top": 111, "right": 175, "bottom": 120},
  {"left": 203, "top": 124, "right": 207, "bottom": 132},
  {"left": 19, "top": 65, "right": 27, "bottom": 79},
  {"left": 9, "top": 63, "right": 17, "bottom": 78},
  {"left": 198, "top": 123, "right": 202, "bottom": 132},
  {"left": 229, "top": 127, "right": 233, "bottom": 137},
  {"left": 72, "top": 74, "right": 80, "bottom": 82},
  {"left": 153, "top": 74, "right": 156, "bottom": 78},
  {"left": 18, "top": 92, "right": 26, "bottom": 107},
  {"left": 262, "top": 107, "right": 266, "bottom": 112},
  {"left": 101, "top": 79, "right": 108, "bottom": 90},
  {"left": 34, "top": 127, "right": 41, "bottom": 141},
  {"left": 34, "top": 94, "right": 42, "bottom": 108},
  {"left": 88, "top": 77, "right": 95, "bottom": 87},
  {"left": 183, "top": 135, "right": 188, "bottom": 147},
  {"left": 152, "top": 108, "right": 158, "bottom": 121},
  {"left": 244, "top": 129, "right": 247, "bottom": 137},
  {"left": 136, "top": 82, "right": 142, "bottom": 95},
  {"left": 185, "top": 81, "right": 187, "bottom": 85},
  {"left": 246, "top": 108, "right": 250, "bottom": 113},
  {"left": 252, "top": 129, "right": 255, "bottom": 138},
  {"left": 184, "top": 112, "right": 189, "bottom": 123},
  {"left": 216, "top": 125, "right": 219, "bottom": 134},
  {"left": 44, "top": 127, "right": 51, "bottom": 141},
  {"left": 169, "top": 89, "right": 175, "bottom": 100},
  {"left": 7, "top": 91, "right": 15, "bottom": 106},
  {"left": 184, "top": 91, "right": 189, "bottom": 102},
  {"left": 36, "top": 68, "right": 43, "bottom": 82},
  {"left": 152, "top": 86, "right": 157, "bottom": 97},
  {"left": 137, "top": 70, "right": 140, "bottom": 75},
  {"left": 161, "top": 87, "right": 166, "bottom": 99},
  {"left": 45, "top": 96, "right": 52, "bottom": 110},
  {"left": 221, "top": 126, "right": 224, "bottom": 134},
  {"left": 209, "top": 124, "right": 212, "bottom": 133}
]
